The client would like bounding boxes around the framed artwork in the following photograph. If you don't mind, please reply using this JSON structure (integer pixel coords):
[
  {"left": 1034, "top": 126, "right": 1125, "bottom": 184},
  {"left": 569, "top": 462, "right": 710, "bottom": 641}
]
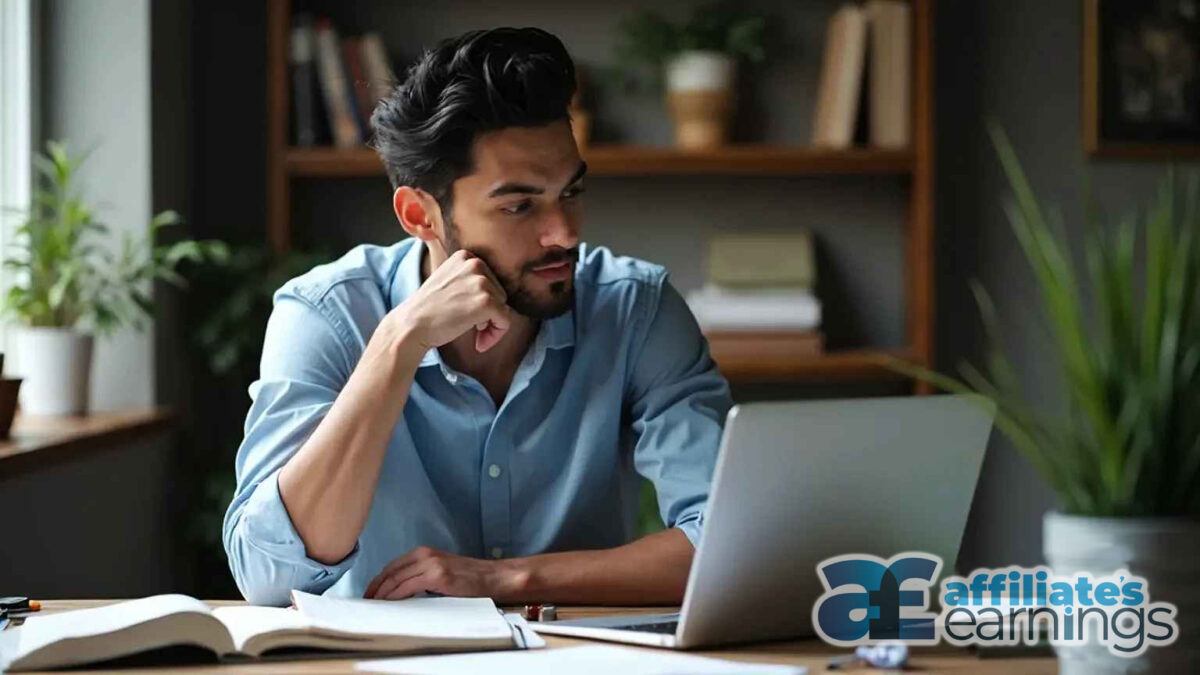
[{"left": 1083, "top": 0, "right": 1200, "bottom": 157}]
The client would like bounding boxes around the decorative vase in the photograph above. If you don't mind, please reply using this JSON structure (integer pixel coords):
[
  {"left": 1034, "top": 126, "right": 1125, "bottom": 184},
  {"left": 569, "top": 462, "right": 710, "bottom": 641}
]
[
  {"left": 1043, "top": 512, "right": 1200, "bottom": 674},
  {"left": 664, "top": 50, "right": 735, "bottom": 149},
  {"left": 12, "top": 326, "right": 94, "bottom": 416}
]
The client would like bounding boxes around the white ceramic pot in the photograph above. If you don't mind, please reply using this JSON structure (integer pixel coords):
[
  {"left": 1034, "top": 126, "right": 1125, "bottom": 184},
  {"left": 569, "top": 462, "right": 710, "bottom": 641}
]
[
  {"left": 1043, "top": 512, "right": 1200, "bottom": 674},
  {"left": 11, "top": 326, "right": 94, "bottom": 416},
  {"left": 664, "top": 50, "right": 736, "bottom": 149}
]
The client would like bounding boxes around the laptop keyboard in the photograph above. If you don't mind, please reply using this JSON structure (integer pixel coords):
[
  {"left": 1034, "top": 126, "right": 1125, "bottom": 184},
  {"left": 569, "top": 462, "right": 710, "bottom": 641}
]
[{"left": 609, "top": 620, "right": 679, "bottom": 634}]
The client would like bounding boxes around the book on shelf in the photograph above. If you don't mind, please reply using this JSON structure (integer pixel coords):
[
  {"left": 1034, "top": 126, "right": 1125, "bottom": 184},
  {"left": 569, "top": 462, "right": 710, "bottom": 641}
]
[
  {"left": 289, "top": 15, "right": 320, "bottom": 147},
  {"left": 707, "top": 232, "right": 816, "bottom": 288},
  {"left": 705, "top": 330, "right": 825, "bottom": 361},
  {"left": 813, "top": 2, "right": 913, "bottom": 150},
  {"left": 0, "top": 591, "right": 540, "bottom": 672},
  {"left": 812, "top": 4, "right": 867, "bottom": 149},
  {"left": 866, "top": 0, "right": 912, "bottom": 149},
  {"left": 687, "top": 285, "right": 823, "bottom": 331},
  {"left": 313, "top": 18, "right": 361, "bottom": 148},
  {"left": 293, "top": 18, "right": 398, "bottom": 150},
  {"left": 690, "top": 231, "right": 823, "bottom": 333},
  {"left": 361, "top": 32, "right": 398, "bottom": 113},
  {"left": 342, "top": 36, "right": 373, "bottom": 138}
]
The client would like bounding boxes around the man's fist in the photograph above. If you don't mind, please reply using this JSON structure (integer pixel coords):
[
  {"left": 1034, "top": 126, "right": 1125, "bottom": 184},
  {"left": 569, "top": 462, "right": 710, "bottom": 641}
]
[{"left": 391, "top": 250, "right": 512, "bottom": 353}]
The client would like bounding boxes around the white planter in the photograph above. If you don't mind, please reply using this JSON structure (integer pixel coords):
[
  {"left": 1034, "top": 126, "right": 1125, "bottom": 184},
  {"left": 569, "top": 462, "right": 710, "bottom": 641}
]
[
  {"left": 665, "top": 50, "right": 735, "bottom": 92},
  {"left": 12, "top": 326, "right": 94, "bottom": 416},
  {"left": 664, "top": 51, "right": 736, "bottom": 149},
  {"left": 1043, "top": 512, "right": 1200, "bottom": 675}
]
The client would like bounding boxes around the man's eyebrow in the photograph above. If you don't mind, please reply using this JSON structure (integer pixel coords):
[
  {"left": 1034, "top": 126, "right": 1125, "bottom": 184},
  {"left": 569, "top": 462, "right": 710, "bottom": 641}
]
[{"left": 486, "top": 161, "right": 588, "bottom": 199}]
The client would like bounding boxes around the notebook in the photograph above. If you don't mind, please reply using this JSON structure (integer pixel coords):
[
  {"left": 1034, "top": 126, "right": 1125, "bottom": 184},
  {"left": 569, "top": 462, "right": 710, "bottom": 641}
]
[
  {"left": 0, "top": 591, "right": 537, "bottom": 672},
  {"left": 357, "top": 644, "right": 808, "bottom": 674}
]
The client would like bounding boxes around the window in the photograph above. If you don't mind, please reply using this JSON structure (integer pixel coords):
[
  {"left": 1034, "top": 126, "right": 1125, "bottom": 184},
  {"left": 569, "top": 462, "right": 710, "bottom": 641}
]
[{"left": 0, "top": 0, "right": 34, "bottom": 352}]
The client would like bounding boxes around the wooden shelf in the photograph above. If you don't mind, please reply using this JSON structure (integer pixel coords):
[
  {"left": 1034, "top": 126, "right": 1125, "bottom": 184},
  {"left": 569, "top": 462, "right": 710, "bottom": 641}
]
[
  {"left": 712, "top": 348, "right": 915, "bottom": 384},
  {"left": 0, "top": 407, "right": 174, "bottom": 477},
  {"left": 285, "top": 145, "right": 914, "bottom": 178}
]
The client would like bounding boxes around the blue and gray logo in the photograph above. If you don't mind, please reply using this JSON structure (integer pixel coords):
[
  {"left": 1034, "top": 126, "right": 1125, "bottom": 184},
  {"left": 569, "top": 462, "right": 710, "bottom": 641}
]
[{"left": 812, "top": 552, "right": 942, "bottom": 646}]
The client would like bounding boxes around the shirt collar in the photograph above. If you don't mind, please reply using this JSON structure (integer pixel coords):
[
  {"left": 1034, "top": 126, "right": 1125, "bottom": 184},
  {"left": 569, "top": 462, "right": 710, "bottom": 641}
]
[{"left": 388, "top": 239, "right": 576, "bottom": 369}]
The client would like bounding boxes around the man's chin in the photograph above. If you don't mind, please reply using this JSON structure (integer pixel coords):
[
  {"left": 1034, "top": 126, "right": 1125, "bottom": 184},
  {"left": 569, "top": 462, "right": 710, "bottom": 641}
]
[{"left": 509, "top": 287, "right": 574, "bottom": 320}]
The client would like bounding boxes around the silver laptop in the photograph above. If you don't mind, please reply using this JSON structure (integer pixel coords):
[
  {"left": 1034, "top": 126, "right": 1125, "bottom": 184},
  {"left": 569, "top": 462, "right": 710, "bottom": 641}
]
[{"left": 533, "top": 395, "right": 994, "bottom": 649}]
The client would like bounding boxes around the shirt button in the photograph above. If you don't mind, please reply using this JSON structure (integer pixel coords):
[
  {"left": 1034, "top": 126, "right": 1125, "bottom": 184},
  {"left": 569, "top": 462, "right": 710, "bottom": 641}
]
[
  {"left": 491, "top": 547, "right": 504, "bottom": 559},
  {"left": 444, "top": 371, "right": 458, "bottom": 384},
  {"left": 487, "top": 464, "right": 502, "bottom": 479}
]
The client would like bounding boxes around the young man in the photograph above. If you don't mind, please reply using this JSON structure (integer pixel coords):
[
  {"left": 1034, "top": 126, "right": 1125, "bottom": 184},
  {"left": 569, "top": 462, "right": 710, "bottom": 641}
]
[{"left": 223, "top": 28, "right": 731, "bottom": 607}]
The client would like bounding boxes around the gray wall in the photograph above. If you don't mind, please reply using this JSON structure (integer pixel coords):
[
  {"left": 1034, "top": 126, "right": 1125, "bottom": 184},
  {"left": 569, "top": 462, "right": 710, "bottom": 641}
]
[{"left": 938, "top": 0, "right": 1181, "bottom": 571}]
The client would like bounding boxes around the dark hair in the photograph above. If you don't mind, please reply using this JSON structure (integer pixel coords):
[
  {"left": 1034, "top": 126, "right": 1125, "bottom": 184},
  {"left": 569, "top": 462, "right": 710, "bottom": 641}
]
[{"left": 370, "top": 27, "right": 576, "bottom": 209}]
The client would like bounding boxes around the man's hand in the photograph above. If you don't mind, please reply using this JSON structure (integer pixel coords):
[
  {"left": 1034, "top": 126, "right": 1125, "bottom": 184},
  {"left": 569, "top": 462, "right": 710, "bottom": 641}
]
[
  {"left": 364, "top": 546, "right": 528, "bottom": 601},
  {"left": 391, "top": 249, "right": 512, "bottom": 353}
]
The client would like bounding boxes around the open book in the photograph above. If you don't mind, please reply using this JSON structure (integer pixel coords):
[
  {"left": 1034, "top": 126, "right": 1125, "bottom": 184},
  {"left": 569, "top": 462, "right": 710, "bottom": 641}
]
[{"left": 1, "top": 591, "right": 536, "bottom": 672}]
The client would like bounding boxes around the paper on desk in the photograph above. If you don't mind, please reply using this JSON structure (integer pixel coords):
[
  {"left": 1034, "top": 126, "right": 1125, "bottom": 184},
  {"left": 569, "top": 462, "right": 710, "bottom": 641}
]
[{"left": 356, "top": 644, "right": 807, "bottom": 674}]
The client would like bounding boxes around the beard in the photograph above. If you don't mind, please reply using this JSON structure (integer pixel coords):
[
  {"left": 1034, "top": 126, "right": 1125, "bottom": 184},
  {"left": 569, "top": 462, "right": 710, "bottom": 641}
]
[{"left": 442, "top": 215, "right": 576, "bottom": 320}]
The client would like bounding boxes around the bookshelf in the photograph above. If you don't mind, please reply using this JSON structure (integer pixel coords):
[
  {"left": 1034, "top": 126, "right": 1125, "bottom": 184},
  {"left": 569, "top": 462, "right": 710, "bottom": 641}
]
[{"left": 265, "top": 0, "right": 936, "bottom": 390}]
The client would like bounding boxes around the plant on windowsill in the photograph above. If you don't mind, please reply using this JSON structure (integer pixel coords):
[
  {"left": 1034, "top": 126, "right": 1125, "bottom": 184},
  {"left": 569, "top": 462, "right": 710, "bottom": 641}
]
[
  {"left": 613, "top": 2, "right": 768, "bottom": 149},
  {"left": 892, "top": 126, "right": 1200, "bottom": 674},
  {"left": 3, "top": 141, "right": 228, "bottom": 415}
]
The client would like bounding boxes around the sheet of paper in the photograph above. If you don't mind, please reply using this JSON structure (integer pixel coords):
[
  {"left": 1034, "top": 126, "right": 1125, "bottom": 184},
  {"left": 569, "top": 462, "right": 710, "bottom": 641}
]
[
  {"left": 356, "top": 644, "right": 807, "bottom": 675},
  {"left": 291, "top": 591, "right": 511, "bottom": 640},
  {"left": 16, "top": 594, "right": 211, "bottom": 656}
]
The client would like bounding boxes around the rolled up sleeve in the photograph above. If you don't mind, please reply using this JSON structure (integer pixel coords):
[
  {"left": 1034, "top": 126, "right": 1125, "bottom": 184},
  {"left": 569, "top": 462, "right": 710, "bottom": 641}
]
[
  {"left": 222, "top": 289, "right": 361, "bottom": 606},
  {"left": 627, "top": 280, "right": 732, "bottom": 548}
]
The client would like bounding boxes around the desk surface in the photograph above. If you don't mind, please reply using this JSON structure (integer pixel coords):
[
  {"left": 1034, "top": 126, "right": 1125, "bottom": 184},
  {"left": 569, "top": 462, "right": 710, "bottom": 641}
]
[{"left": 14, "top": 600, "right": 1058, "bottom": 674}]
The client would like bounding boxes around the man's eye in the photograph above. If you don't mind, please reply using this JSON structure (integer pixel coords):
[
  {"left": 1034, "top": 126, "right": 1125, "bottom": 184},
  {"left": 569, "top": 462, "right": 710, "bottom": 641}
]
[
  {"left": 563, "top": 186, "right": 586, "bottom": 199},
  {"left": 501, "top": 200, "right": 532, "bottom": 215}
]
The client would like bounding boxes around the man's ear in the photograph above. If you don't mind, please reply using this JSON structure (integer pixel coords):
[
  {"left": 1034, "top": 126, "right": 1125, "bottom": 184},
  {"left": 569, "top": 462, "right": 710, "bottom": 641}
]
[{"left": 393, "top": 186, "right": 442, "bottom": 242}]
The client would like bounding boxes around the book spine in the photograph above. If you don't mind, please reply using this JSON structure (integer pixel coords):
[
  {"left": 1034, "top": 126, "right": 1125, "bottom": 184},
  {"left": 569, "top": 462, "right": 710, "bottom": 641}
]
[
  {"left": 813, "top": 5, "right": 868, "bottom": 148},
  {"left": 360, "top": 33, "right": 397, "bottom": 111},
  {"left": 867, "top": 0, "right": 912, "bottom": 149},
  {"left": 313, "top": 19, "right": 361, "bottom": 148},
  {"left": 290, "top": 16, "right": 318, "bottom": 147},
  {"left": 342, "top": 37, "right": 372, "bottom": 141}
]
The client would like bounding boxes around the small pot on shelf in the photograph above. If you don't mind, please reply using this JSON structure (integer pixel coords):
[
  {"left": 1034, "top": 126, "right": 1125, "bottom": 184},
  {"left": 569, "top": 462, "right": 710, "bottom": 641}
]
[
  {"left": 664, "top": 50, "right": 735, "bottom": 150},
  {"left": 12, "top": 326, "right": 94, "bottom": 416}
]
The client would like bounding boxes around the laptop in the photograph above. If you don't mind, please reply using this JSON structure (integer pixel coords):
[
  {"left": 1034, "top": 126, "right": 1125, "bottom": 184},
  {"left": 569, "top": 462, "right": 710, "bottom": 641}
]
[{"left": 532, "top": 395, "right": 994, "bottom": 649}]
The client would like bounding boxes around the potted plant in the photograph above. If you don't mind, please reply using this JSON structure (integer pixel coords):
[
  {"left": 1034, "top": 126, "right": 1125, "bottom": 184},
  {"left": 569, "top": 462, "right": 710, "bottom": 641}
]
[
  {"left": 4, "top": 141, "right": 227, "bottom": 416},
  {"left": 896, "top": 126, "right": 1199, "bottom": 673},
  {"left": 615, "top": 3, "right": 767, "bottom": 149}
]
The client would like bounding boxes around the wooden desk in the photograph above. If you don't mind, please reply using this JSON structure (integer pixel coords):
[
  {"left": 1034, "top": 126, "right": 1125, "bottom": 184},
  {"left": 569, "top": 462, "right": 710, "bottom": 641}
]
[{"left": 14, "top": 600, "right": 1058, "bottom": 673}]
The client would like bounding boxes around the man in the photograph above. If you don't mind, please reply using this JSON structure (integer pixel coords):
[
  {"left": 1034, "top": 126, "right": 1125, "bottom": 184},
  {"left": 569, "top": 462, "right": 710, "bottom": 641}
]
[{"left": 223, "top": 27, "right": 731, "bottom": 607}]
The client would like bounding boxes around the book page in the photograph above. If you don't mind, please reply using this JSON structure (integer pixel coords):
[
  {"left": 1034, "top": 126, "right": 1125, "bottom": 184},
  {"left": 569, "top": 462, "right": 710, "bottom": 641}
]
[
  {"left": 16, "top": 595, "right": 213, "bottom": 656},
  {"left": 210, "top": 606, "right": 313, "bottom": 653},
  {"left": 291, "top": 591, "right": 511, "bottom": 640}
]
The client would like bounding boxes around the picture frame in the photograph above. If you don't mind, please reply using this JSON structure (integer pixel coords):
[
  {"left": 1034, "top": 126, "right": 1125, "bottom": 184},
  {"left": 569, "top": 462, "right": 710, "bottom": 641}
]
[{"left": 1083, "top": 0, "right": 1200, "bottom": 157}]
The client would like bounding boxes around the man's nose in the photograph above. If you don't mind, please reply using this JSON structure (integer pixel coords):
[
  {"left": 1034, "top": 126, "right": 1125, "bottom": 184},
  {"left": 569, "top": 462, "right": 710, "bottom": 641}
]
[{"left": 540, "top": 205, "right": 580, "bottom": 250}]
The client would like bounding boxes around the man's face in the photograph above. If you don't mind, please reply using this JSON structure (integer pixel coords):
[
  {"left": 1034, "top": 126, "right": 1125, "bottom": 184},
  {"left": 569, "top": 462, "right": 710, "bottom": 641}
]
[{"left": 439, "top": 119, "right": 584, "bottom": 320}]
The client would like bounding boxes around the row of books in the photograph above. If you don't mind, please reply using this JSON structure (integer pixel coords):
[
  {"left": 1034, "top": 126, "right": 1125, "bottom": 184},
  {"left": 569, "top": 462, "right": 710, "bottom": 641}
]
[
  {"left": 290, "top": 15, "right": 397, "bottom": 148},
  {"left": 812, "top": 0, "right": 912, "bottom": 149},
  {"left": 686, "top": 233, "right": 824, "bottom": 360}
]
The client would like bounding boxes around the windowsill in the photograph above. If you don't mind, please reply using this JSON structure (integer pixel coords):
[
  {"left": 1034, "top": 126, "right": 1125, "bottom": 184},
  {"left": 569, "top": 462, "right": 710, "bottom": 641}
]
[{"left": 0, "top": 407, "right": 173, "bottom": 477}]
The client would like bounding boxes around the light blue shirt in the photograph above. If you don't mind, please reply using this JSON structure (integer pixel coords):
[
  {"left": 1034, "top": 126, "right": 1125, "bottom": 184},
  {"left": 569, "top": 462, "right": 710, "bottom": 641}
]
[{"left": 223, "top": 238, "right": 731, "bottom": 605}]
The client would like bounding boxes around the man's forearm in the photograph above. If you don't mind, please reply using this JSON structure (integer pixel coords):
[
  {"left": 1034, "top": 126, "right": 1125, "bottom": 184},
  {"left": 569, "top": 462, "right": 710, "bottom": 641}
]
[
  {"left": 503, "top": 528, "right": 696, "bottom": 605},
  {"left": 277, "top": 317, "right": 425, "bottom": 564}
]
